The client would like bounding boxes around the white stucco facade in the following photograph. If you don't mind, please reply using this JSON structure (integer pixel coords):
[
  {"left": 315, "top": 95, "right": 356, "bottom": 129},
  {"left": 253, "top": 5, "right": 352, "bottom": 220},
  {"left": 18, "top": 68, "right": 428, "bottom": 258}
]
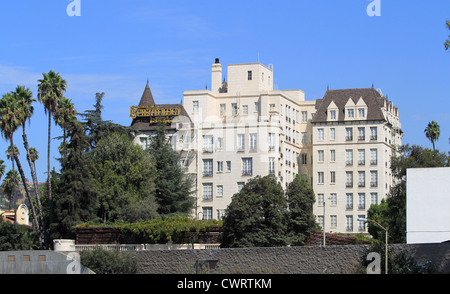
[{"left": 406, "top": 167, "right": 450, "bottom": 244}]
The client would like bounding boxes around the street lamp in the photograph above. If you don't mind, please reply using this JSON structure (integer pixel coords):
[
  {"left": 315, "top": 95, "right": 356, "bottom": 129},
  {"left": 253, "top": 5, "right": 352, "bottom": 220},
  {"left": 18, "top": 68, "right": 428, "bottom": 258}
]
[{"left": 358, "top": 217, "right": 388, "bottom": 274}]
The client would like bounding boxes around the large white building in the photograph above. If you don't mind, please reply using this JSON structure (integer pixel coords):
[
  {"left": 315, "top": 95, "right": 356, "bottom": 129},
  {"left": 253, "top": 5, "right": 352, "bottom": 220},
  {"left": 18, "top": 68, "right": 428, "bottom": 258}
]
[
  {"left": 311, "top": 88, "right": 403, "bottom": 234},
  {"left": 183, "top": 58, "right": 315, "bottom": 221},
  {"left": 130, "top": 59, "right": 403, "bottom": 234}
]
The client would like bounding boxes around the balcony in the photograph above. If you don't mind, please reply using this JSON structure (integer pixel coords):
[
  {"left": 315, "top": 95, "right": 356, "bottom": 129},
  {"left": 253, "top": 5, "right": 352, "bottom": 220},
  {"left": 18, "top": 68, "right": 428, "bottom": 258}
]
[{"left": 202, "top": 172, "right": 213, "bottom": 177}]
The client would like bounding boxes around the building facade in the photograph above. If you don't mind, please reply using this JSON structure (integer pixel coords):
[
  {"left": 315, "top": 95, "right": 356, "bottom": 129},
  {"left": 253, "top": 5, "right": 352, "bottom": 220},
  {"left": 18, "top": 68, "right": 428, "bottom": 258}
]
[
  {"left": 183, "top": 59, "right": 316, "bottom": 221},
  {"left": 130, "top": 59, "right": 403, "bottom": 234},
  {"left": 311, "top": 88, "right": 402, "bottom": 234}
]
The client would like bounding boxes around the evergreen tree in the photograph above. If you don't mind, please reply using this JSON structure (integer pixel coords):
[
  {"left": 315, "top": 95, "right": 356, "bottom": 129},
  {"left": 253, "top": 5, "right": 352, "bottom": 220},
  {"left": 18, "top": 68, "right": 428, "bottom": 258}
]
[
  {"left": 286, "top": 174, "right": 317, "bottom": 246},
  {"left": 147, "top": 126, "right": 194, "bottom": 215},
  {"left": 51, "top": 118, "right": 97, "bottom": 239},
  {"left": 221, "top": 175, "right": 289, "bottom": 248},
  {"left": 89, "top": 132, "right": 159, "bottom": 223}
]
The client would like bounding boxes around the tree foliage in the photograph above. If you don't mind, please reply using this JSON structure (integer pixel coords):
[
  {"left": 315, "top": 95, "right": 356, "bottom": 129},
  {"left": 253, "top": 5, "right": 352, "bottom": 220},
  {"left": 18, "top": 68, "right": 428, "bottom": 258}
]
[
  {"left": 221, "top": 175, "right": 290, "bottom": 248},
  {"left": 89, "top": 132, "right": 159, "bottom": 223},
  {"left": 147, "top": 126, "right": 195, "bottom": 215},
  {"left": 286, "top": 174, "right": 317, "bottom": 246}
]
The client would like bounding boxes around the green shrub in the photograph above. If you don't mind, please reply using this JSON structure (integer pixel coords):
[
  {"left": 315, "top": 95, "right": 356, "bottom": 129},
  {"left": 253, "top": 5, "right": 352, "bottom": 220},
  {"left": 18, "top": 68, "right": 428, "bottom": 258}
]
[{"left": 80, "top": 248, "right": 138, "bottom": 274}]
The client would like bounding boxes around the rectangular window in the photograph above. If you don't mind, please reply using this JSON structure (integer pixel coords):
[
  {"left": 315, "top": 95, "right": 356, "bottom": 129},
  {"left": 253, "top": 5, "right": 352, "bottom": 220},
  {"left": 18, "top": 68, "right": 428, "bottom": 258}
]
[
  {"left": 370, "top": 171, "right": 378, "bottom": 187},
  {"left": 330, "top": 171, "right": 336, "bottom": 184},
  {"left": 347, "top": 109, "right": 354, "bottom": 118},
  {"left": 317, "top": 128, "right": 324, "bottom": 141},
  {"left": 248, "top": 71, "right": 252, "bottom": 80},
  {"left": 370, "top": 127, "right": 377, "bottom": 140},
  {"left": 358, "top": 193, "right": 365, "bottom": 209},
  {"left": 346, "top": 216, "right": 353, "bottom": 231},
  {"left": 226, "top": 161, "right": 231, "bottom": 172},
  {"left": 301, "top": 111, "right": 308, "bottom": 122},
  {"left": 203, "top": 135, "right": 213, "bottom": 153},
  {"left": 249, "top": 133, "right": 257, "bottom": 151},
  {"left": 237, "top": 134, "right": 245, "bottom": 151},
  {"left": 202, "top": 207, "right": 212, "bottom": 220},
  {"left": 269, "top": 157, "right": 275, "bottom": 174},
  {"left": 254, "top": 102, "right": 260, "bottom": 112},
  {"left": 346, "top": 128, "right": 353, "bottom": 141},
  {"left": 331, "top": 215, "right": 337, "bottom": 228},
  {"left": 318, "top": 216, "right": 324, "bottom": 229},
  {"left": 217, "top": 161, "right": 223, "bottom": 173},
  {"left": 358, "top": 171, "right": 365, "bottom": 187},
  {"left": 202, "top": 159, "right": 213, "bottom": 177},
  {"left": 217, "top": 209, "right": 225, "bottom": 220},
  {"left": 193, "top": 101, "right": 199, "bottom": 113},
  {"left": 346, "top": 149, "right": 353, "bottom": 165},
  {"left": 358, "top": 108, "right": 365, "bottom": 118},
  {"left": 370, "top": 149, "right": 378, "bottom": 165},
  {"left": 358, "top": 127, "right": 365, "bottom": 141},
  {"left": 318, "top": 172, "right": 324, "bottom": 184},
  {"left": 216, "top": 137, "right": 223, "bottom": 150},
  {"left": 242, "top": 105, "right": 248, "bottom": 115},
  {"left": 301, "top": 153, "right": 307, "bottom": 165},
  {"left": 232, "top": 103, "right": 238, "bottom": 115},
  {"left": 358, "top": 149, "right": 365, "bottom": 165},
  {"left": 242, "top": 158, "right": 253, "bottom": 176},
  {"left": 217, "top": 185, "right": 223, "bottom": 197},
  {"left": 220, "top": 104, "right": 226, "bottom": 116},
  {"left": 237, "top": 182, "right": 245, "bottom": 193},
  {"left": 371, "top": 192, "right": 378, "bottom": 205},
  {"left": 330, "top": 193, "right": 337, "bottom": 206},
  {"left": 358, "top": 215, "right": 366, "bottom": 231},
  {"left": 346, "top": 172, "right": 353, "bottom": 187},
  {"left": 330, "top": 150, "right": 335, "bottom": 162},
  {"left": 318, "top": 193, "right": 324, "bottom": 206},
  {"left": 330, "top": 110, "right": 336, "bottom": 120},
  {"left": 346, "top": 193, "right": 353, "bottom": 209},
  {"left": 268, "top": 133, "right": 275, "bottom": 151},
  {"left": 203, "top": 183, "right": 213, "bottom": 200},
  {"left": 330, "top": 128, "right": 335, "bottom": 140},
  {"left": 318, "top": 150, "right": 324, "bottom": 162}
]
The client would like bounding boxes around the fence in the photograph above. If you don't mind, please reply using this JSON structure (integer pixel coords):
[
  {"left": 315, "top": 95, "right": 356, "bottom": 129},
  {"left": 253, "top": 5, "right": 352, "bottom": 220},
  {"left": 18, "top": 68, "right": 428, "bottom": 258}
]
[{"left": 74, "top": 243, "right": 221, "bottom": 252}]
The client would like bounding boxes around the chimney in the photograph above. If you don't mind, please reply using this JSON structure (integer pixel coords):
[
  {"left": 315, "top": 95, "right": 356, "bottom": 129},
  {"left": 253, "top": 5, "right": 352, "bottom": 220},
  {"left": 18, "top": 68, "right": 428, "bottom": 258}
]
[{"left": 211, "top": 58, "right": 222, "bottom": 93}]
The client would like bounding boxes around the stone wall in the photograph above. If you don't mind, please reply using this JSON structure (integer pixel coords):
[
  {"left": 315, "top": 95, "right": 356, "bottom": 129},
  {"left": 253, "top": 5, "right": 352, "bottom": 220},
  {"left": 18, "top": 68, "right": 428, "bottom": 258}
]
[{"left": 135, "top": 243, "right": 450, "bottom": 274}]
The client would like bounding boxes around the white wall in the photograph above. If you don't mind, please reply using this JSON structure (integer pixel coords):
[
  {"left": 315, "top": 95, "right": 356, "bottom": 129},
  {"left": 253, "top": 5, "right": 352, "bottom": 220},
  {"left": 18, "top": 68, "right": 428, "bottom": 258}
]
[{"left": 407, "top": 167, "right": 450, "bottom": 244}]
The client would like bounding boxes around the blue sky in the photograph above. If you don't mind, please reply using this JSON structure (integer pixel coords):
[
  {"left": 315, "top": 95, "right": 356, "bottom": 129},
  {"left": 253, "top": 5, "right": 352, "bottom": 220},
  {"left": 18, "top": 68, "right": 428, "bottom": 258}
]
[{"left": 0, "top": 0, "right": 449, "bottom": 182}]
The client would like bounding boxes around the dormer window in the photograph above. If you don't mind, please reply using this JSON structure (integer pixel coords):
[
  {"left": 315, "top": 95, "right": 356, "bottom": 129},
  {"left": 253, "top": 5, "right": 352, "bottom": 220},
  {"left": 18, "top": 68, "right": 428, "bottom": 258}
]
[
  {"left": 347, "top": 109, "right": 354, "bottom": 118},
  {"left": 358, "top": 108, "right": 365, "bottom": 118},
  {"left": 330, "top": 110, "right": 336, "bottom": 120}
]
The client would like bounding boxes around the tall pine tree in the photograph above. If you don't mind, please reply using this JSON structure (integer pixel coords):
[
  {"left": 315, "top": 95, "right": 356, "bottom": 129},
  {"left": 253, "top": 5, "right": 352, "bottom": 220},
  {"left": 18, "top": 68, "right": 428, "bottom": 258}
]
[{"left": 147, "top": 126, "right": 194, "bottom": 215}]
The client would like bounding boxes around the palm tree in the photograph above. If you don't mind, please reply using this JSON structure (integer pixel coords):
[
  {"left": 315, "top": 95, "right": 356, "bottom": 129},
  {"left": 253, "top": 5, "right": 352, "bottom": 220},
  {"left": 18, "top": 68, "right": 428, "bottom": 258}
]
[
  {"left": 2, "top": 170, "right": 19, "bottom": 211},
  {"left": 13, "top": 85, "right": 46, "bottom": 246},
  {"left": 424, "top": 121, "right": 440, "bottom": 151},
  {"left": 37, "top": 70, "right": 67, "bottom": 224},
  {"left": 0, "top": 92, "right": 41, "bottom": 243},
  {"left": 54, "top": 96, "right": 76, "bottom": 158}
]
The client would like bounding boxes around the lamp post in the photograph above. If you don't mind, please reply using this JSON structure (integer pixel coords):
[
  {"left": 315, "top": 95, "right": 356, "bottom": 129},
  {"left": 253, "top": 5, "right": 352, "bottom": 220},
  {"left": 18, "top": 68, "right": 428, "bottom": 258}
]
[{"left": 358, "top": 217, "right": 388, "bottom": 274}]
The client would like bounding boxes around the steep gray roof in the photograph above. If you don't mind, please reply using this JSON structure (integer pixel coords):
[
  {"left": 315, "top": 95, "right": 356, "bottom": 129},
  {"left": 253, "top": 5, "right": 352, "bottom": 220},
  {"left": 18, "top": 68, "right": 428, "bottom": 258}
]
[{"left": 312, "top": 88, "right": 390, "bottom": 123}]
